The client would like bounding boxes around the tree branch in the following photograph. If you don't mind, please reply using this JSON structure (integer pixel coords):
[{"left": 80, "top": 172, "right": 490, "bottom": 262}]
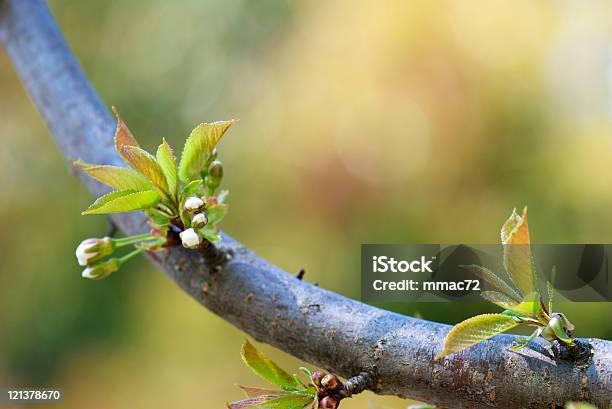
[{"left": 1, "top": 1, "right": 611, "bottom": 407}]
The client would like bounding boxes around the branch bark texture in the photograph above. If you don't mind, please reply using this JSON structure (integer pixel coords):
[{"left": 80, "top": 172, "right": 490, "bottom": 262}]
[{"left": 1, "top": 1, "right": 611, "bottom": 407}]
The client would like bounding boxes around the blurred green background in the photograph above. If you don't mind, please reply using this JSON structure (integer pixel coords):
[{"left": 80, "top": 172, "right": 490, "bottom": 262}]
[{"left": 1, "top": 1, "right": 612, "bottom": 408}]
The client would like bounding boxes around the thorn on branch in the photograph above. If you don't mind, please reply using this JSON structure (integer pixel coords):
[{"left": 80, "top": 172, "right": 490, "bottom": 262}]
[{"left": 296, "top": 268, "right": 305, "bottom": 280}]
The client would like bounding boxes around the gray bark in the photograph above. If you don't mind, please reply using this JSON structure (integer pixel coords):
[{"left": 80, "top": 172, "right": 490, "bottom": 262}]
[{"left": 1, "top": 1, "right": 611, "bottom": 407}]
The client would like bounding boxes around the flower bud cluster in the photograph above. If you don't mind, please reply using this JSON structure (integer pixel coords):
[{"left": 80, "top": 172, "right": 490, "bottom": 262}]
[
  {"left": 181, "top": 196, "right": 211, "bottom": 249},
  {"left": 76, "top": 234, "right": 157, "bottom": 280},
  {"left": 76, "top": 237, "right": 122, "bottom": 280},
  {"left": 311, "top": 371, "right": 343, "bottom": 408}
]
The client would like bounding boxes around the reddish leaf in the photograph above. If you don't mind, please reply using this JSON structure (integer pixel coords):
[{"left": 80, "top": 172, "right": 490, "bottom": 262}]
[
  {"left": 121, "top": 145, "right": 169, "bottom": 197},
  {"left": 239, "top": 386, "right": 283, "bottom": 398},
  {"left": 227, "top": 394, "right": 285, "bottom": 409},
  {"left": 112, "top": 107, "right": 140, "bottom": 163}
]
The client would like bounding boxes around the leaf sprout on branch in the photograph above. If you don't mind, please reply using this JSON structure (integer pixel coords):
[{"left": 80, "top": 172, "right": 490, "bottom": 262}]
[
  {"left": 74, "top": 107, "right": 235, "bottom": 279},
  {"left": 436, "top": 207, "right": 579, "bottom": 360},
  {"left": 229, "top": 340, "right": 368, "bottom": 409}
]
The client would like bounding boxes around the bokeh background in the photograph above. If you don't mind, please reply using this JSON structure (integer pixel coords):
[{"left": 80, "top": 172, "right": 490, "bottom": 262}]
[{"left": 1, "top": 1, "right": 612, "bottom": 408}]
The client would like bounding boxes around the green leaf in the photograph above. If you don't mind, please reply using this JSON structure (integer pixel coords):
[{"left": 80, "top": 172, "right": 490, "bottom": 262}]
[
  {"left": 547, "top": 315, "right": 575, "bottom": 345},
  {"left": 461, "top": 264, "right": 521, "bottom": 303},
  {"left": 298, "top": 367, "right": 312, "bottom": 380},
  {"left": 181, "top": 179, "right": 204, "bottom": 197},
  {"left": 292, "top": 373, "right": 306, "bottom": 388},
  {"left": 547, "top": 266, "right": 556, "bottom": 314},
  {"left": 207, "top": 203, "right": 228, "bottom": 226},
  {"left": 510, "top": 327, "right": 541, "bottom": 351},
  {"left": 480, "top": 291, "right": 520, "bottom": 310},
  {"left": 505, "top": 291, "right": 543, "bottom": 319},
  {"left": 500, "top": 310, "right": 530, "bottom": 323},
  {"left": 146, "top": 208, "right": 172, "bottom": 225},
  {"left": 156, "top": 138, "right": 178, "bottom": 196},
  {"left": 501, "top": 207, "right": 536, "bottom": 296},
  {"left": 199, "top": 227, "right": 222, "bottom": 243},
  {"left": 74, "top": 161, "right": 152, "bottom": 191},
  {"left": 436, "top": 313, "right": 519, "bottom": 360},
  {"left": 178, "top": 119, "right": 235, "bottom": 183},
  {"left": 241, "top": 340, "right": 301, "bottom": 389},
  {"left": 121, "top": 145, "right": 170, "bottom": 197},
  {"left": 565, "top": 403, "right": 597, "bottom": 409},
  {"left": 112, "top": 107, "right": 140, "bottom": 163},
  {"left": 82, "top": 190, "right": 159, "bottom": 215},
  {"left": 146, "top": 209, "right": 172, "bottom": 235},
  {"left": 258, "top": 395, "right": 314, "bottom": 409}
]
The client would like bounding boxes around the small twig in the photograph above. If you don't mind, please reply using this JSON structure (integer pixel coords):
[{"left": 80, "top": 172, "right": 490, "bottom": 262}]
[
  {"left": 338, "top": 372, "right": 373, "bottom": 399},
  {"left": 296, "top": 268, "right": 306, "bottom": 280}
]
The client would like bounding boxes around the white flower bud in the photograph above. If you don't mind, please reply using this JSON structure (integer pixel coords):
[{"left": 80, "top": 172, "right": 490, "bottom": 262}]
[
  {"left": 82, "top": 258, "right": 121, "bottom": 280},
  {"left": 76, "top": 237, "right": 115, "bottom": 266},
  {"left": 191, "top": 213, "right": 208, "bottom": 228},
  {"left": 184, "top": 196, "right": 204, "bottom": 210},
  {"left": 180, "top": 228, "right": 201, "bottom": 249}
]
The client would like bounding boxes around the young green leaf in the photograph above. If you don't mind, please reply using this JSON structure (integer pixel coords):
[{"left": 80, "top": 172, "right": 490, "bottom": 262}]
[
  {"left": 545, "top": 315, "right": 575, "bottom": 345},
  {"left": 199, "top": 227, "right": 222, "bottom": 243},
  {"left": 257, "top": 395, "right": 314, "bottom": 409},
  {"left": 82, "top": 189, "right": 159, "bottom": 215},
  {"left": 511, "top": 327, "right": 542, "bottom": 351},
  {"left": 501, "top": 207, "right": 536, "bottom": 296},
  {"left": 298, "top": 367, "right": 312, "bottom": 379},
  {"left": 156, "top": 138, "right": 178, "bottom": 196},
  {"left": 565, "top": 403, "right": 597, "bottom": 409},
  {"left": 480, "top": 291, "right": 520, "bottom": 310},
  {"left": 74, "top": 161, "right": 152, "bottom": 191},
  {"left": 181, "top": 179, "right": 204, "bottom": 197},
  {"left": 547, "top": 266, "right": 556, "bottom": 314},
  {"left": 241, "top": 340, "right": 301, "bottom": 389},
  {"left": 505, "top": 291, "right": 543, "bottom": 319},
  {"left": 436, "top": 313, "right": 519, "bottom": 360},
  {"left": 207, "top": 203, "right": 228, "bottom": 226},
  {"left": 112, "top": 107, "right": 140, "bottom": 163},
  {"left": 146, "top": 209, "right": 172, "bottom": 235},
  {"left": 121, "top": 145, "right": 170, "bottom": 197},
  {"left": 178, "top": 120, "right": 235, "bottom": 183},
  {"left": 461, "top": 264, "right": 522, "bottom": 303},
  {"left": 292, "top": 373, "right": 307, "bottom": 388}
]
